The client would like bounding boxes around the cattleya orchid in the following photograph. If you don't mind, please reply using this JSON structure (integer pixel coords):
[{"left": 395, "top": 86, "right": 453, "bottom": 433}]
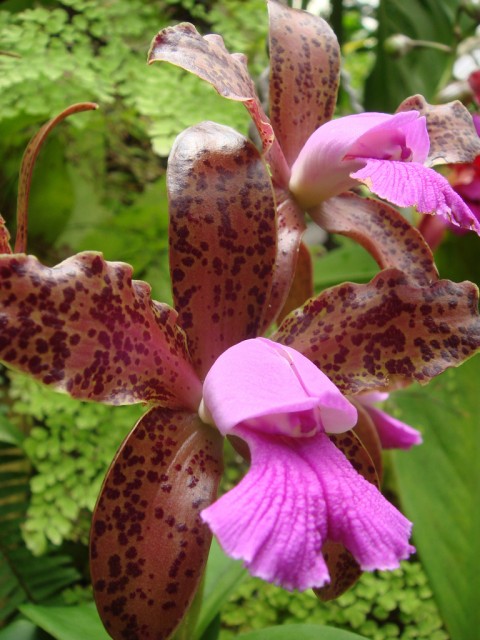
[
  {"left": 2, "top": 10, "right": 480, "bottom": 640},
  {"left": 2, "top": 109, "right": 480, "bottom": 640},
  {"left": 149, "top": 0, "right": 480, "bottom": 318}
]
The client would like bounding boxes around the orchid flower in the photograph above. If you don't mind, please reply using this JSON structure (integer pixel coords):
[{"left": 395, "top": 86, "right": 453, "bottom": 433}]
[
  {"left": 199, "top": 338, "right": 414, "bottom": 592},
  {"left": 2, "top": 107, "right": 480, "bottom": 640},
  {"left": 3, "top": 50, "right": 480, "bottom": 640},
  {"left": 148, "top": 0, "right": 480, "bottom": 320}
]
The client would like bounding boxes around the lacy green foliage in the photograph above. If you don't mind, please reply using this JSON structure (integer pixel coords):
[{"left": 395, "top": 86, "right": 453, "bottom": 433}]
[
  {"left": 0, "top": 0, "right": 266, "bottom": 155},
  {"left": 8, "top": 372, "right": 142, "bottom": 555},
  {"left": 60, "top": 176, "right": 174, "bottom": 305},
  {"left": 219, "top": 562, "right": 449, "bottom": 640}
]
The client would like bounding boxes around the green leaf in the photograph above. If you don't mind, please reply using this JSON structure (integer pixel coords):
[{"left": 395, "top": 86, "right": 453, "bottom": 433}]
[
  {"left": 313, "top": 237, "right": 380, "bottom": 293},
  {"left": 365, "top": 0, "right": 460, "bottom": 111},
  {"left": 391, "top": 353, "right": 480, "bottom": 640},
  {"left": 0, "top": 619, "right": 49, "bottom": 640},
  {"left": 237, "top": 624, "right": 368, "bottom": 639},
  {"left": 0, "top": 441, "right": 80, "bottom": 625},
  {"left": 194, "top": 539, "right": 247, "bottom": 639},
  {"left": 0, "top": 414, "right": 24, "bottom": 445},
  {"left": 19, "top": 603, "right": 110, "bottom": 640},
  {"left": 198, "top": 614, "right": 221, "bottom": 640}
]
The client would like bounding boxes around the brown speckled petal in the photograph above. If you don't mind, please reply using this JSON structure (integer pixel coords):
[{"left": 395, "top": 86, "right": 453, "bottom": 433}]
[
  {"left": 273, "top": 268, "right": 480, "bottom": 395},
  {"left": 0, "top": 252, "right": 201, "bottom": 410},
  {"left": 148, "top": 23, "right": 273, "bottom": 155},
  {"left": 276, "top": 240, "right": 313, "bottom": 324},
  {"left": 262, "top": 192, "right": 306, "bottom": 330},
  {"left": 396, "top": 95, "right": 480, "bottom": 166},
  {"left": 268, "top": 0, "right": 340, "bottom": 167},
  {"left": 168, "top": 122, "right": 277, "bottom": 378},
  {"left": 315, "top": 429, "right": 380, "bottom": 601},
  {"left": 91, "top": 407, "right": 223, "bottom": 640},
  {"left": 0, "top": 216, "right": 11, "bottom": 254},
  {"left": 311, "top": 193, "right": 438, "bottom": 286}
]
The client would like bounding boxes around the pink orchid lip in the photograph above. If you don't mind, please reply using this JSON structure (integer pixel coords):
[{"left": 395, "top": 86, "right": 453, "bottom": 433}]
[
  {"left": 201, "top": 425, "right": 415, "bottom": 591},
  {"left": 289, "top": 111, "right": 429, "bottom": 209},
  {"left": 200, "top": 337, "right": 357, "bottom": 437}
]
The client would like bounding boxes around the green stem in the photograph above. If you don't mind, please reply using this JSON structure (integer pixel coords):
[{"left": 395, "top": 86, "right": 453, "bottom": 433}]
[
  {"left": 330, "top": 0, "right": 344, "bottom": 47},
  {"left": 172, "top": 572, "right": 206, "bottom": 640}
]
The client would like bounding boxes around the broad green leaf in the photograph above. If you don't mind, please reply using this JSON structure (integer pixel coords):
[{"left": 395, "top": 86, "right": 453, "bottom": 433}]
[
  {"left": 194, "top": 539, "right": 247, "bottom": 640},
  {"left": 0, "top": 414, "right": 24, "bottom": 445},
  {"left": 0, "top": 619, "right": 48, "bottom": 640},
  {"left": 313, "top": 237, "right": 377, "bottom": 293},
  {"left": 391, "top": 353, "right": 480, "bottom": 640},
  {"left": 365, "top": 0, "right": 459, "bottom": 111},
  {"left": 434, "top": 231, "right": 480, "bottom": 288},
  {"left": 237, "top": 624, "right": 368, "bottom": 640},
  {"left": 19, "top": 603, "right": 110, "bottom": 640}
]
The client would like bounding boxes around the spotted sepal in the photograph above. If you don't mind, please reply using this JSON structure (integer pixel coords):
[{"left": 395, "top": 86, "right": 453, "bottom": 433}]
[
  {"left": 396, "top": 94, "right": 480, "bottom": 166},
  {"left": 0, "top": 216, "right": 11, "bottom": 254},
  {"left": 148, "top": 23, "right": 273, "bottom": 155},
  {"left": 276, "top": 240, "right": 313, "bottom": 325},
  {"left": 168, "top": 122, "right": 277, "bottom": 378},
  {"left": 315, "top": 429, "right": 380, "bottom": 601},
  {"left": 0, "top": 252, "right": 202, "bottom": 410},
  {"left": 267, "top": 0, "right": 340, "bottom": 168},
  {"left": 262, "top": 191, "right": 306, "bottom": 330},
  {"left": 312, "top": 192, "right": 438, "bottom": 287},
  {"left": 91, "top": 407, "right": 223, "bottom": 640},
  {"left": 273, "top": 268, "right": 480, "bottom": 395}
]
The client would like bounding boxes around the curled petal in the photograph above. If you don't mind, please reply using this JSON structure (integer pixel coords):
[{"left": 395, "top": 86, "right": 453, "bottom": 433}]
[
  {"left": 148, "top": 23, "right": 273, "bottom": 154},
  {"left": 0, "top": 253, "right": 202, "bottom": 409},
  {"left": 201, "top": 338, "right": 357, "bottom": 436},
  {"left": 351, "top": 159, "right": 480, "bottom": 234},
  {"left": 15, "top": 102, "right": 98, "bottom": 254},
  {"left": 202, "top": 428, "right": 414, "bottom": 591}
]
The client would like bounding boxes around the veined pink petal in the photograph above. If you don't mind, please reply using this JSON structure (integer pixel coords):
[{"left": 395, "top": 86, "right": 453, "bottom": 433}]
[
  {"left": 472, "top": 114, "right": 480, "bottom": 137},
  {"left": 289, "top": 111, "right": 428, "bottom": 208},
  {"left": 362, "top": 403, "right": 422, "bottom": 449},
  {"left": 351, "top": 159, "right": 480, "bottom": 234},
  {"left": 201, "top": 427, "right": 414, "bottom": 591},
  {"left": 358, "top": 392, "right": 422, "bottom": 449},
  {"left": 201, "top": 338, "right": 357, "bottom": 436}
]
